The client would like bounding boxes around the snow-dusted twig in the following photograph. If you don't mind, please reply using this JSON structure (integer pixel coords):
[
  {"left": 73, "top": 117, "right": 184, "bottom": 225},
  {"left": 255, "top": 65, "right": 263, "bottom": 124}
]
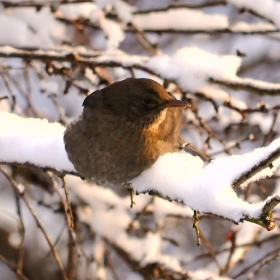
[{"left": 210, "top": 78, "right": 280, "bottom": 96}]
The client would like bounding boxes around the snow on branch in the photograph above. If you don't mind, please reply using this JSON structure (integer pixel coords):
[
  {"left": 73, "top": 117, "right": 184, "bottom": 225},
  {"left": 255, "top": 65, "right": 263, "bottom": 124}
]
[
  {"left": 0, "top": 111, "right": 280, "bottom": 230},
  {"left": 2, "top": 0, "right": 280, "bottom": 36},
  {"left": 132, "top": 9, "right": 279, "bottom": 34},
  {"left": 0, "top": 112, "right": 75, "bottom": 174},
  {"left": 210, "top": 78, "right": 280, "bottom": 96},
  {"left": 1, "top": 45, "right": 280, "bottom": 96}
]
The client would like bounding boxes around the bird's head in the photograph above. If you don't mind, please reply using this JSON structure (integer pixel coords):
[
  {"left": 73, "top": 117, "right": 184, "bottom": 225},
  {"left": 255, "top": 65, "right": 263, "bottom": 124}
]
[{"left": 83, "top": 78, "right": 190, "bottom": 126}]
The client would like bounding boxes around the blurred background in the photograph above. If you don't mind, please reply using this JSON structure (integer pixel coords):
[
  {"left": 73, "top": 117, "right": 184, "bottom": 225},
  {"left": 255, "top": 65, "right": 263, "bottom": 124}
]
[{"left": 0, "top": 0, "right": 280, "bottom": 279}]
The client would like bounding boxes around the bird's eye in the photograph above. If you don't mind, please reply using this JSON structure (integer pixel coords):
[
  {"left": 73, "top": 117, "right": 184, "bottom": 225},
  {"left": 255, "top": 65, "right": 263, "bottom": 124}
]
[{"left": 143, "top": 98, "right": 153, "bottom": 105}]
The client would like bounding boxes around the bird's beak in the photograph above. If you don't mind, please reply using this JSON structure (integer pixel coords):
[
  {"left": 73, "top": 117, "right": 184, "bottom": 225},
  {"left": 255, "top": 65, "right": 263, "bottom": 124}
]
[{"left": 165, "top": 99, "right": 191, "bottom": 108}]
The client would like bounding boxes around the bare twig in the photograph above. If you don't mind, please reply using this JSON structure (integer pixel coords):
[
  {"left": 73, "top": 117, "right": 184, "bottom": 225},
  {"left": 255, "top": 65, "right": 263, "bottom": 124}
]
[
  {"left": 199, "top": 230, "right": 222, "bottom": 270},
  {"left": 13, "top": 187, "right": 25, "bottom": 277},
  {"left": 0, "top": 254, "right": 29, "bottom": 280},
  {"left": 220, "top": 230, "right": 237, "bottom": 275},
  {"left": 126, "top": 27, "right": 279, "bottom": 35},
  {"left": 126, "top": 197, "right": 154, "bottom": 232},
  {"left": 59, "top": 176, "right": 74, "bottom": 229},
  {"left": 5, "top": 69, "right": 40, "bottom": 117},
  {"left": 263, "top": 111, "right": 279, "bottom": 146},
  {"left": 128, "top": 22, "right": 159, "bottom": 55},
  {"left": 0, "top": 168, "right": 69, "bottom": 280},
  {"left": 231, "top": 246, "right": 280, "bottom": 279},
  {"left": 0, "top": 68, "right": 16, "bottom": 111}
]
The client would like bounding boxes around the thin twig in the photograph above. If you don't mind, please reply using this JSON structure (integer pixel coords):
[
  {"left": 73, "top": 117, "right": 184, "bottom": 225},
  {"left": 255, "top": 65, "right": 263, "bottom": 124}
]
[
  {"left": 0, "top": 167, "right": 69, "bottom": 280},
  {"left": 263, "top": 111, "right": 279, "bottom": 146},
  {"left": 59, "top": 176, "right": 74, "bottom": 228},
  {"left": 53, "top": 176, "right": 79, "bottom": 280},
  {"left": 13, "top": 188, "right": 25, "bottom": 276},
  {"left": 6, "top": 70, "right": 40, "bottom": 117},
  {"left": 220, "top": 230, "right": 237, "bottom": 275},
  {"left": 126, "top": 197, "right": 154, "bottom": 232},
  {"left": 231, "top": 246, "right": 280, "bottom": 278},
  {"left": 200, "top": 229, "right": 221, "bottom": 270},
  {"left": 0, "top": 254, "right": 29, "bottom": 280},
  {"left": 0, "top": 67, "right": 16, "bottom": 111}
]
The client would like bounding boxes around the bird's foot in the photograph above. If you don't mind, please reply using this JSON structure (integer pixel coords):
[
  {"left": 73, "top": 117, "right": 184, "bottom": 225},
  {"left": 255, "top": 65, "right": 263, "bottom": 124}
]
[{"left": 126, "top": 184, "right": 136, "bottom": 208}]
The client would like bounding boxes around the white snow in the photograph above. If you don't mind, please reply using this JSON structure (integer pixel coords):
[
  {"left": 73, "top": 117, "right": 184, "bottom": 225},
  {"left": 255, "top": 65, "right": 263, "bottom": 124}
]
[
  {"left": 146, "top": 47, "right": 242, "bottom": 92},
  {"left": 231, "top": 21, "right": 276, "bottom": 32},
  {"left": 0, "top": 112, "right": 75, "bottom": 172},
  {"left": 130, "top": 138, "right": 280, "bottom": 222},
  {"left": 0, "top": 14, "right": 40, "bottom": 47},
  {"left": 57, "top": 2, "right": 98, "bottom": 20},
  {"left": 99, "top": 16, "right": 125, "bottom": 49},
  {"left": 0, "top": 111, "right": 279, "bottom": 223},
  {"left": 133, "top": 9, "right": 229, "bottom": 31},
  {"left": 114, "top": 0, "right": 135, "bottom": 23}
]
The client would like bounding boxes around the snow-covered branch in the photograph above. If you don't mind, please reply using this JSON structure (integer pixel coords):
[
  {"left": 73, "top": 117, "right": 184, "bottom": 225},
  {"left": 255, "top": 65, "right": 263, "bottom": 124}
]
[
  {"left": 1, "top": 112, "right": 280, "bottom": 230},
  {"left": 1, "top": 46, "right": 280, "bottom": 97},
  {"left": 0, "top": 112, "right": 75, "bottom": 174}
]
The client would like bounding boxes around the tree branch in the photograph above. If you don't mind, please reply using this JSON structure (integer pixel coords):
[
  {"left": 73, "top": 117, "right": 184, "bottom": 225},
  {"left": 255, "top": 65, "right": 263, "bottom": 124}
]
[{"left": 233, "top": 147, "right": 280, "bottom": 188}]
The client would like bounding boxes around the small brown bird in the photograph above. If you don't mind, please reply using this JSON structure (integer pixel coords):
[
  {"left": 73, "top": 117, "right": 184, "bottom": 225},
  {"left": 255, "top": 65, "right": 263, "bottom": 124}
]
[{"left": 64, "top": 78, "right": 190, "bottom": 185}]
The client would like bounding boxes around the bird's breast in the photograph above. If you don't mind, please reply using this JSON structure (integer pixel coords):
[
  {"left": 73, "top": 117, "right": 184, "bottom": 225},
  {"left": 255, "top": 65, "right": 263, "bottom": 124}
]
[{"left": 64, "top": 107, "right": 179, "bottom": 184}]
